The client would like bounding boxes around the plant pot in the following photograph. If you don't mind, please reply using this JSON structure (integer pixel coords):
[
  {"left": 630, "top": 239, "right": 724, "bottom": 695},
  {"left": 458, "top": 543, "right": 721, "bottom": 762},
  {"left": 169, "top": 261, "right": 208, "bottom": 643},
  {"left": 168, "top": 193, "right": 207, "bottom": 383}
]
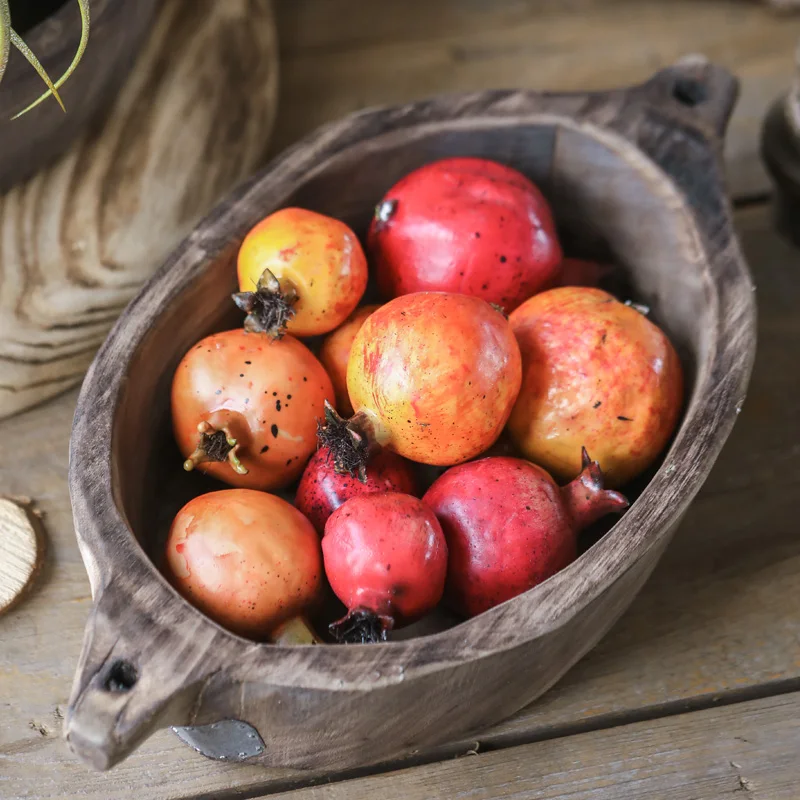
[{"left": 0, "top": 0, "right": 158, "bottom": 192}]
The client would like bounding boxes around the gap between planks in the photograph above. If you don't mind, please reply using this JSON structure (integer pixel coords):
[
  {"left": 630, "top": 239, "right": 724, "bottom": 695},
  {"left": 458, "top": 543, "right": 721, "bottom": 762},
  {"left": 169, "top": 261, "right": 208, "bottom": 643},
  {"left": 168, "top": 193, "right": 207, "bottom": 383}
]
[
  {"left": 188, "top": 671, "right": 800, "bottom": 800},
  {"left": 260, "top": 690, "right": 800, "bottom": 800}
]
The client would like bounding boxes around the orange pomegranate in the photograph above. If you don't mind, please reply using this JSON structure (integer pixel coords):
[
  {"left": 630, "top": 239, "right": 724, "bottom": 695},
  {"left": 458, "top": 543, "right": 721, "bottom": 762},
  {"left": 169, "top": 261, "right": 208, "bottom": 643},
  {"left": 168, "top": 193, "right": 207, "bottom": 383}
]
[
  {"left": 171, "top": 328, "right": 334, "bottom": 491},
  {"left": 318, "top": 304, "right": 380, "bottom": 416},
  {"left": 234, "top": 207, "right": 368, "bottom": 338},
  {"left": 507, "top": 287, "right": 683, "bottom": 487},
  {"left": 319, "top": 292, "right": 522, "bottom": 475},
  {"left": 165, "top": 489, "right": 323, "bottom": 642}
]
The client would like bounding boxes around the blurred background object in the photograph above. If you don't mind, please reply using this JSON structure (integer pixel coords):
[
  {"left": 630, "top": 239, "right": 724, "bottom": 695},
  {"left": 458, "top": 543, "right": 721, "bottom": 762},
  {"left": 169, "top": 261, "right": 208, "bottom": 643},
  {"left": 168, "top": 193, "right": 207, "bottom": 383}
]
[
  {"left": 763, "top": 0, "right": 800, "bottom": 10},
  {"left": 761, "top": 41, "right": 800, "bottom": 245}
]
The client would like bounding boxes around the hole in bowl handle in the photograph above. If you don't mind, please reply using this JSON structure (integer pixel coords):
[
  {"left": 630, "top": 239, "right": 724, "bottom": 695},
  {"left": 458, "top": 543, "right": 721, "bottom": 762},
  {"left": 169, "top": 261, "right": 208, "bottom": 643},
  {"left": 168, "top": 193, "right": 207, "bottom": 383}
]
[
  {"left": 606, "top": 57, "right": 741, "bottom": 225},
  {"left": 64, "top": 587, "right": 218, "bottom": 771},
  {"left": 640, "top": 55, "right": 740, "bottom": 140}
]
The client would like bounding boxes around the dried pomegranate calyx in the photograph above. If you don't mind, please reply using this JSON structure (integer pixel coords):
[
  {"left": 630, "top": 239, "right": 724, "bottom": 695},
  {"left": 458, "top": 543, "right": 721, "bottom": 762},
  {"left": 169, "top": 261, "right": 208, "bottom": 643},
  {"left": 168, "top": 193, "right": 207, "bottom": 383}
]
[
  {"left": 183, "top": 421, "right": 248, "bottom": 475},
  {"left": 232, "top": 267, "right": 298, "bottom": 338},
  {"left": 329, "top": 608, "right": 394, "bottom": 645},
  {"left": 560, "top": 447, "right": 629, "bottom": 530},
  {"left": 316, "top": 400, "right": 378, "bottom": 483}
]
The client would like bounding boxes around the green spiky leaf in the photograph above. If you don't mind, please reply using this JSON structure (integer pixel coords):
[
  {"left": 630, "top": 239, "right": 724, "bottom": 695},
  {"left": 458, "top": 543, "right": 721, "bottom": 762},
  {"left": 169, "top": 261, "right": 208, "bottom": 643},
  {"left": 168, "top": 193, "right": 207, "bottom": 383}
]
[
  {"left": 0, "top": 0, "right": 11, "bottom": 85},
  {"left": 10, "top": 28, "right": 65, "bottom": 113},
  {"left": 11, "top": 0, "right": 91, "bottom": 119}
]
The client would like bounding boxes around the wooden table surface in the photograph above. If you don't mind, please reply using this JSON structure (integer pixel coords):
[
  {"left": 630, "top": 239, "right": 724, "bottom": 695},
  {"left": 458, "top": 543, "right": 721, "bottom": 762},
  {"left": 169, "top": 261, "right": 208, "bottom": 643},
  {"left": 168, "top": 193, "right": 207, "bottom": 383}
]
[{"left": 2, "top": 2, "right": 800, "bottom": 798}]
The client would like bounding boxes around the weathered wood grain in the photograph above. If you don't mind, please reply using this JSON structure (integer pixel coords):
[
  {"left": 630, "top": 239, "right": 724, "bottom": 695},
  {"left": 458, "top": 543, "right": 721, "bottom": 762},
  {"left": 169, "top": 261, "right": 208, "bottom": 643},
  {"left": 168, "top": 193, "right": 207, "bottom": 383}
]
[
  {"left": 273, "top": 0, "right": 800, "bottom": 199},
  {"left": 0, "top": 0, "right": 278, "bottom": 421},
  {"left": 269, "top": 691, "right": 800, "bottom": 800},
  {"left": 0, "top": 202, "right": 788, "bottom": 799}
]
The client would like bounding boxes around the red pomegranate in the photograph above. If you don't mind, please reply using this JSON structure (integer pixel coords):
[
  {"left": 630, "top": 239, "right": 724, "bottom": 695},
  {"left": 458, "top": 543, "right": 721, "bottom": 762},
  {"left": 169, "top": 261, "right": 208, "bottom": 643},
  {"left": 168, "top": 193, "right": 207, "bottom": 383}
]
[
  {"left": 295, "top": 446, "right": 418, "bottom": 534},
  {"left": 322, "top": 492, "right": 448, "bottom": 643},
  {"left": 423, "top": 453, "right": 628, "bottom": 618},
  {"left": 367, "top": 157, "right": 562, "bottom": 311}
]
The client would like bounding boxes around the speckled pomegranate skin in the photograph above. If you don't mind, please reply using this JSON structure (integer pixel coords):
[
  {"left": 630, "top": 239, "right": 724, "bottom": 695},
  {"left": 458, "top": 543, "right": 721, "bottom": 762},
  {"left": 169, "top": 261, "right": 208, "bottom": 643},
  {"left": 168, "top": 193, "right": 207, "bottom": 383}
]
[
  {"left": 322, "top": 492, "right": 448, "bottom": 627},
  {"left": 424, "top": 457, "right": 574, "bottom": 617},
  {"left": 171, "top": 329, "right": 334, "bottom": 490},
  {"left": 165, "top": 489, "right": 322, "bottom": 639},
  {"left": 295, "top": 446, "right": 418, "bottom": 534},
  {"left": 508, "top": 287, "right": 684, "bottom": 487},
  {"left": 367, "top": 157, "right": 562, "bottom": 311},
  {"left": 346, "top": 292, "right": 522, "bottom": 466},
  {"left": 424, "top": 455, "right": 627, "bottom": 618}
]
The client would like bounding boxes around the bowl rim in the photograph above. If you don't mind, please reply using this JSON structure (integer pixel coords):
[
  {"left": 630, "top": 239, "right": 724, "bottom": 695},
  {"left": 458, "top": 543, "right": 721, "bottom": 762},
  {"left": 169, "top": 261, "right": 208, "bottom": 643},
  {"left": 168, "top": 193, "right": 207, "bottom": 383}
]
[{"left": 68, "top": 67, "right": 757, "bottom": 692}]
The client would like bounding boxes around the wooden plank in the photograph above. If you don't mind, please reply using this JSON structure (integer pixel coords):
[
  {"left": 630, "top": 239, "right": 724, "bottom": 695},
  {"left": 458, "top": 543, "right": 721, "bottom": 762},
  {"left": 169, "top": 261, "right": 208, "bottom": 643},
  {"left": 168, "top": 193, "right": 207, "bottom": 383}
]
[
  {"left": 267, "top": 691, "right": 800, "bottom": 799},
  {"left": 0, "top": 200, "right": 796, "bottom": 798},
  {"left": 273, "top": 0, "right": 800, "bottom": 199}
]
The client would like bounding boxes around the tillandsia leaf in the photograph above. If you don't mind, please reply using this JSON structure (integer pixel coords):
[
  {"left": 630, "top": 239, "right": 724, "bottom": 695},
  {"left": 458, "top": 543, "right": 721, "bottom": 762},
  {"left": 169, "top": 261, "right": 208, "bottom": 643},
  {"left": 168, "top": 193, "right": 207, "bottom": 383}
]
[
  {"left": 11, "top": 0, "right": 91, "bottom": 119},
  {"left": 10, "top": 29, "right": 65, "bottom": 113},
  {"left": 0, "top": 0, "right": 11, "bottom": 86}
]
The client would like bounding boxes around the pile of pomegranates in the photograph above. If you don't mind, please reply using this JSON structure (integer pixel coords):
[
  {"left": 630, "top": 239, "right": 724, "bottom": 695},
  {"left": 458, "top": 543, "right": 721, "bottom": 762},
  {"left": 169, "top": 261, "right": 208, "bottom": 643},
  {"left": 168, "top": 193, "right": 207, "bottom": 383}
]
[{"left": 166, "top": 156, "right": 683, "bottom": 645}]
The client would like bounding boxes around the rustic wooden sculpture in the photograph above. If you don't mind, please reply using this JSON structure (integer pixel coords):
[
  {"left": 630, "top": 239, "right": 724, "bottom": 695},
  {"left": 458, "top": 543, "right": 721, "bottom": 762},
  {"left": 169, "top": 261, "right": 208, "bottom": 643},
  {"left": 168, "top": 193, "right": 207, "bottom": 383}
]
[
  {"left": 65, "top": 57, "right": 756, "bottom": 773},
  {"left": 0, "top": 0, "right": 278, "bottom": 420}
]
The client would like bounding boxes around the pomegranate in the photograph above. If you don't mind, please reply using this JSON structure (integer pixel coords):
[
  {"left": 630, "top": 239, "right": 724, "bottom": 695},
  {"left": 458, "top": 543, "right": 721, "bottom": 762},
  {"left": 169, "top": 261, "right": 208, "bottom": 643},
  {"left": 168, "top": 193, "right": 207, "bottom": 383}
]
[
  {"left": 296, "top": 445, "right": 418, "bottom": 534},
  {"left": 318, "top": 292, "right": 522, "bottom": 475},
  {"left": 322, "top": 492, "right": 448, "bottom": 643},
  {"left": 318, "top": 304, "right": 380, "bottom": 416},
  {"left": 234, "top": 207, "right": 368, "bottom": 338},
  {"left": 424, "top": 453, "right": 628, "bottom": 618},
  {"left": 367, "top": 157, "right": 562, "bottom": 311},
  {"left": 171, "top": 328, "right": 334, "bottom": 490},
  {"left": 508, "top": 286, "right": 683, "bottom": 487},
  {"left": 165, "top": 489, "right": 323, "bottom": 642}
]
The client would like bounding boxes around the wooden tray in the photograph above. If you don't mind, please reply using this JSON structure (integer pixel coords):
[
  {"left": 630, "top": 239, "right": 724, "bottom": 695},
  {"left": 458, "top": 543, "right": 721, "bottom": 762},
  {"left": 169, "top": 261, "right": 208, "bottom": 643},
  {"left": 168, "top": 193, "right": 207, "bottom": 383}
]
[{"left": 64, "top": 57, "right": 756, "bottom": 773}]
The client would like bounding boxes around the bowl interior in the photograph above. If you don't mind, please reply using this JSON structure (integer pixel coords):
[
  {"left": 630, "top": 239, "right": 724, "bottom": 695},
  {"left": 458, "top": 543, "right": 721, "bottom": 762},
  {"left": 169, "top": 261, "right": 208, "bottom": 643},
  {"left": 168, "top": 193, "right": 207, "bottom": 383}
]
[{"left": 112, "top": 118, "right": 714, "bottom": 639}]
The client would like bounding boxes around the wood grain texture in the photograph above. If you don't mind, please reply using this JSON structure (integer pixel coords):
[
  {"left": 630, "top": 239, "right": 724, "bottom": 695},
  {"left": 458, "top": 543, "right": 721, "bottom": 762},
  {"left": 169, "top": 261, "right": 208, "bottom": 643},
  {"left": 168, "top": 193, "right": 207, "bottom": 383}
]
[
  {"left": 0, "top": 497, "right": 44, "bottom": 614},
  {"left": 0, "top": 0, "right": 158, "bottom": 192},
  {"left": 273, "top": 0, "right": 800, "bottom": 199},
  {"left": 0, "top": 202, "right": 789, "bottom": 800},
  {"left": 61, "top": 59, "right": 755, "bottom": 774},
  {"left": 270, "top": 691, "right": 800, "bottom": 800},
  {"left": 763, "top": 0, "right": 800, "bottom": 10},
  {"left": 0, "top": 0, "right": 278, "bottom": 421}
]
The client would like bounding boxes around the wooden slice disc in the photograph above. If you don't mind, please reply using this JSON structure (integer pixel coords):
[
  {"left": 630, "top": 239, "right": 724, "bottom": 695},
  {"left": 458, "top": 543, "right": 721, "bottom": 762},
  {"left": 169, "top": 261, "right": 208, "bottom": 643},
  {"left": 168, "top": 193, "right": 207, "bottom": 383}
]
[{"left": 0, "top": 497, "right": 44, "bottom": 615}]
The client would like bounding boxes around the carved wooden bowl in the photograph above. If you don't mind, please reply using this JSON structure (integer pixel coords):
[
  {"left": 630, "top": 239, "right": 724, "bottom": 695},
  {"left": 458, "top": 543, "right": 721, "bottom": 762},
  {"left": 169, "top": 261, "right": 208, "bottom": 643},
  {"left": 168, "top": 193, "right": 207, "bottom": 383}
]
[{"left": 65, "top": 57, "right": 756, "bottom": 772}]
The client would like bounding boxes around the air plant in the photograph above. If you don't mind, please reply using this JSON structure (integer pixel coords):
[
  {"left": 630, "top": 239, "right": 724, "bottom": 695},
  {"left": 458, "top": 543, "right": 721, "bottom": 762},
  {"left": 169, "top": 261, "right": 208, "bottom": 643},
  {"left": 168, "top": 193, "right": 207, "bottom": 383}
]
[{"left": 0, "top": 0, "right": 90, "bottom": 119}]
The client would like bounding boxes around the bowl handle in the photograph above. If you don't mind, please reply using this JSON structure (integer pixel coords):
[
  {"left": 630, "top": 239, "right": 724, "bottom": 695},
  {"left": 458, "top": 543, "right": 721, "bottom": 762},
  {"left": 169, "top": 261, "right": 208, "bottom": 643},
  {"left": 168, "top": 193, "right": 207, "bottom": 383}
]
[
  {"left": 602, "top": 56, "right": 740, "bottom": 223},
  {"left": 643, "top": 55, "right": 740, "bottom": 139},
  {"left": 64, "top": 581, "right": 220, "bottom": 771}
]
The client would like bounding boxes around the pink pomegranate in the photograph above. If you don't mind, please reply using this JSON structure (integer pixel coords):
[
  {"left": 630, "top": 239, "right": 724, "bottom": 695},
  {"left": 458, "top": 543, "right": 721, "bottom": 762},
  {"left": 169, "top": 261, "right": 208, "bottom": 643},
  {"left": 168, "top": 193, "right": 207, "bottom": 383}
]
[
  {"left": 322, "top": 492, "right": 448, "bottom": 643},
  {"left": 295, "top": 446, "right": 419, "bottom": 534},
  {"left": 423, "top": 452, "right": 628, "bottom": 618}
]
